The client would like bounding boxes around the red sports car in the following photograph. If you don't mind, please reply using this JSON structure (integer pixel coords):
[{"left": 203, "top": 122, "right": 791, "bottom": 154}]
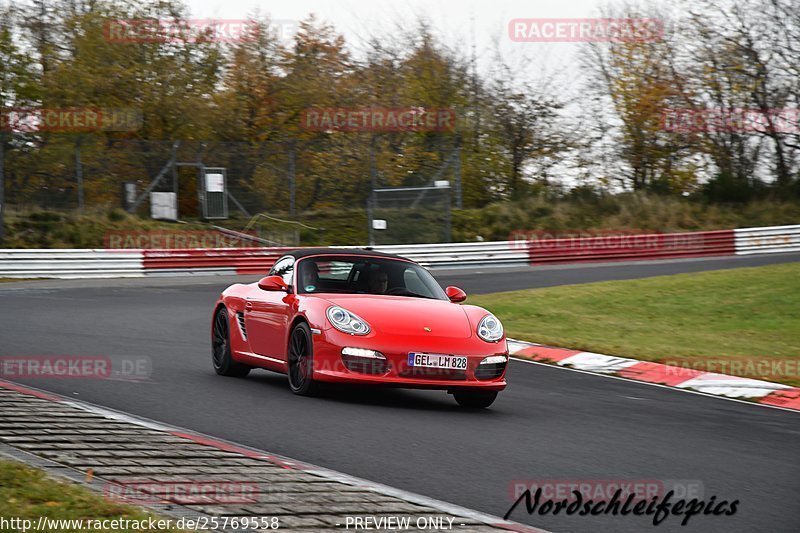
[{"left": 211, "top": 249, "right": 508, "bottom": 408}]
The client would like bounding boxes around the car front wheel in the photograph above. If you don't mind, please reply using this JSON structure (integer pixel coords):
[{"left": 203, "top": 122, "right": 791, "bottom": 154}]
[
  {"left": 287, "top": 322, "right": 318, "bottom": 396},
  {"left": 452, "top": 390, "right": 498, "bottom": 408},
  {"left": 212, "top": 308, "right": 251, "bottom": 377}
]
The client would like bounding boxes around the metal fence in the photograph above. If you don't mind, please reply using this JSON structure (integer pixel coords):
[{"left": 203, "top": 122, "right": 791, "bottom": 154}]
[
  {"left": 369, "top": 185, "right": 452, "bottom": 245},
  {"left": 2, "top": 136, "right": 461, "bottom": 236}
]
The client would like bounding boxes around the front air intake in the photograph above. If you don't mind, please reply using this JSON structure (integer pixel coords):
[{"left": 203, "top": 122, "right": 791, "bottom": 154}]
[
  {"left": 475, "top": 361, "right": 506, "bottom": 380},
  {"left": 236, "top": 312, "right": 247, "bottom": 339}
]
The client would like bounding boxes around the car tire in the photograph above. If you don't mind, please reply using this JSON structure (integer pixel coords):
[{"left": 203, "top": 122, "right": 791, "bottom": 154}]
[
  {"left": 212, "top": 308, "right": 251, "bottom": 377},
  {"left": 453, "top": 390, "right": 498, "bottom": 408},
  {"left": 287, "top": 322, "right": 318, "bottom": 396}
]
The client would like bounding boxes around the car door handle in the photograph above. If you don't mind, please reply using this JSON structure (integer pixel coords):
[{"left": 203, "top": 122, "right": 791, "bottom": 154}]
[{"left": 245, "top": 301, "right": 253, "bottom": 310}]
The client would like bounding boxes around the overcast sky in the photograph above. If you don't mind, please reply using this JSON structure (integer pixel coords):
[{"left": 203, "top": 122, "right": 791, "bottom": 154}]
[
  {"left": 185, "top": 0, "right": 622, "bottom": 89},
  {"left": 183, "top": 0, "right": 673, "bottom": 187}
]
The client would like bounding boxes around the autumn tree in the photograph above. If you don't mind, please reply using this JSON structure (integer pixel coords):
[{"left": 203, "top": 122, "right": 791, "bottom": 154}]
[
  {"left": 685, "top": 0, "right": 798, "bottom": 192},
  {"left": 1, "top": 2, "right": 38, "bottom": 241}
]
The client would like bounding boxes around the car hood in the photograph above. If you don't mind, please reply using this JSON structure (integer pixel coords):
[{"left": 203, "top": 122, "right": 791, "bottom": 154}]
[{"left": 316, "top": 294, "right": 473, "bottom": 339}]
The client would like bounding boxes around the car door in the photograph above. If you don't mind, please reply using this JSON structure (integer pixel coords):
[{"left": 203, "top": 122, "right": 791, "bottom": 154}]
[{"left": 246, "top": 256, "right": 294, "bottom": 359}]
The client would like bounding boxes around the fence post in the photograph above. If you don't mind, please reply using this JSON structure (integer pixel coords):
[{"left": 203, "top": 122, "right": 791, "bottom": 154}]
[
  {"left": 0, "top": 132, "right": 5, "bottom": 244},
  {"left": 288, "top": 140, "right": 296, "bottom": 216},
  {"left": 368, "top": 136, "right": 378, "bottom": 246},
  {"left": 454, "top": 137, "right": 462, "bottom": 209},
  {"left": 128, "top": 141, "right": 180, "bottom": 213},
  {"left": 367, "top": 196, "right": 374, "bottom": 246},
  {"left": 75, "top": 136, "right": 84, "bottom": 213},
  {"left": 172, "top": 151, "right": 179, "bottom": 219},
  {"left": 445, "top": 182, "right": 452, "bottom": 242}
]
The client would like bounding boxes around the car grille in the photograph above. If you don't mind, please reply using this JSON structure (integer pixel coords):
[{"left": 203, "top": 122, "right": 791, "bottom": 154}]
[
  {"left": 475, "top": 362, "right": 507, "bottom": 380},
  {"left": 236, "top": 312, "right": 247, "bottom": 339}
]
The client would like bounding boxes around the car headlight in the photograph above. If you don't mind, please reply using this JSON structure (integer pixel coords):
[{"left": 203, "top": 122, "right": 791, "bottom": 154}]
[
  {"left": 477, "top": 313, "right": 503, "bottom": 342},
  {"left": 327, "top": 306, "right": 370, "bottom": 335}
]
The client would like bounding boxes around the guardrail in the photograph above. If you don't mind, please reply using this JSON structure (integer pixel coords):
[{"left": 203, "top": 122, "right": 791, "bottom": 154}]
[
  {"left": 0, "top": 224, "right": 797, "bottom": 279},
  {"left": 0, "top": 249, "right": 143, "bottom": 279},
  {"left": 734, "top": 224, "right": 800, "bottom": 255},
  {"left": 143, "top": 248, "right": 291, "bottom": 276},
  {"left": 368, "top": 241, "right": 529, "bottom": 268},
  {"left": 524, "top": 229, "right": 736, "bottom": 264}
]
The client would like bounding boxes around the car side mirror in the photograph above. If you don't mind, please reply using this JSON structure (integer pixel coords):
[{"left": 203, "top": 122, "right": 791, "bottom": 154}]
[
  {"left": 258, "top": 275, "right": 289, "bottom": 292},
  {"left": 446, "top": 286, "right": 467, "bottom": 303}
]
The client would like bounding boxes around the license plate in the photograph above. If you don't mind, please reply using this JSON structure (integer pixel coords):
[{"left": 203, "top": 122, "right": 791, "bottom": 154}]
[{"left": 407, "top": 352, "right": 467, "bottom": 370}]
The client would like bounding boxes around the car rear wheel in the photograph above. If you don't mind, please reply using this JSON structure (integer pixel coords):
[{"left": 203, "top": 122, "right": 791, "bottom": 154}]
[
  {"left": 212, "top": 308, "right": 251, "bottom": 377},
  {"left": 288, "top": 322, "right": 318, "bottom": 396},
  {"left": 453, "top": 390, "right": 497, "bottom": 408}
]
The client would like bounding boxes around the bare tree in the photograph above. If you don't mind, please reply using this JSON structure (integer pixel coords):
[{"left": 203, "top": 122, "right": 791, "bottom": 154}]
[
  {"left": 581, "top": 3, "right": 694, "bottom": 192},
  {"left": 685, "top": 0, "right": 798, "bottom": 188}
]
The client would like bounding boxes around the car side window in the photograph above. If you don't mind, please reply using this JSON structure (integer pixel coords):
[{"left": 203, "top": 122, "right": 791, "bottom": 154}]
[
  {"left": 403, "top": 268, "right": 427, "bottom": 294},
  {"left": 269, "top": 256, "right": 295, "bottom": 286}
]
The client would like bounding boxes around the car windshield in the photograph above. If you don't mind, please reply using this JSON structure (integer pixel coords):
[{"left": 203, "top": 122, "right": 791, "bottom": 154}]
[{"left": 296, "top": 256, "right": 447, "bottom": 300}]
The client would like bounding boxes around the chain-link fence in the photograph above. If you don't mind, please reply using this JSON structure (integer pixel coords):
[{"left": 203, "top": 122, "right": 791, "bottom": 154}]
[
  {"left": 2, "top": 135, "right": 461, "bottom": 245},
  {"left": 369, "top": 185, "right": 452, "bottom": 245}
]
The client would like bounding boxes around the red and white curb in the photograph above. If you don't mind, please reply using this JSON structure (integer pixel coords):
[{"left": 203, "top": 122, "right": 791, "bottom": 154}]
[{"left": 507, "top": 340, "right": 800, "bottom": 412}]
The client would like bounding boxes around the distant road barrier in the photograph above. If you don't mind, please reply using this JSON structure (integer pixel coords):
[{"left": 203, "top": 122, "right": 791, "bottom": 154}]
[
  {"left": 368, "top": 241, "right": 529, "bottom": 268},
  {"left": 524, "top": 229, "right": 736, "bottom": 264},
  {"left": 142, "top": 247, "right": 292, "bottom": 276},
  {"left": 0, "top": 249, "right": 144, "bottom": 279},
  {"left": 1, "top": 224, "right": 798, "bottom": 279},
  {"left": 734, "top": 224, "right": 800, "bottom": 255}
]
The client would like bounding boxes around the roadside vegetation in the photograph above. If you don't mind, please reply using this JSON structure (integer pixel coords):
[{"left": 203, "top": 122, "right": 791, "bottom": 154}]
[
  {"left": 1, "top": 0, "right": 799, "bottom": 246},
  {"left": 0, "top": 460, "right": 185, "bottom": 533},
  {"left": 469, "top": 263, "right": 800, "bottom": 387},
  {"left": 4, "top": 194, "right": 800, "bottom": 248}
]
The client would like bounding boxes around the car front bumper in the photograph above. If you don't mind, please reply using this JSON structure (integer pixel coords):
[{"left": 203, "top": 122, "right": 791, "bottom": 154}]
[{"left": 310, "top": 328, "right": 508, "bottom": 391}]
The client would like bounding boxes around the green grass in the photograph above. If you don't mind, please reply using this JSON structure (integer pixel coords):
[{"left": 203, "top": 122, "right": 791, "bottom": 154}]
[
  {"left": 0, "top": 460, "right": 185, "bottom": 533},
  {"left": 469, "top": 263, "right": 800, "bottom": 386}
]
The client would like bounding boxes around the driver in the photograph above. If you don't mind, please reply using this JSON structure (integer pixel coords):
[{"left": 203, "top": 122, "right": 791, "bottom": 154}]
[
  {"left": 300, "top": 261, "right": 320, "bottom": 292},
  {"left": 367, "top": 266, "right": 389, "bottom": 294}
]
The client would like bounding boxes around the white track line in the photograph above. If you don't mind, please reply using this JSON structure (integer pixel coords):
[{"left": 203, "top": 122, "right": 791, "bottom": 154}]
[{"left": 510, "top": 357, "right": 800, "bottom": 415}]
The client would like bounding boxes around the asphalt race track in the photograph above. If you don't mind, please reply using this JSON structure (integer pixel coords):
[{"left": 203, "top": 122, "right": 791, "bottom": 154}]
[{"left": 1, "top": 253, "right": 799, "bottom": 533}]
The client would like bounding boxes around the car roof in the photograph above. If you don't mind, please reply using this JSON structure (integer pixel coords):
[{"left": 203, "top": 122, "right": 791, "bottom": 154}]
[{"left": 283, "top": 247, "right": 411, "bottom": 262}]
